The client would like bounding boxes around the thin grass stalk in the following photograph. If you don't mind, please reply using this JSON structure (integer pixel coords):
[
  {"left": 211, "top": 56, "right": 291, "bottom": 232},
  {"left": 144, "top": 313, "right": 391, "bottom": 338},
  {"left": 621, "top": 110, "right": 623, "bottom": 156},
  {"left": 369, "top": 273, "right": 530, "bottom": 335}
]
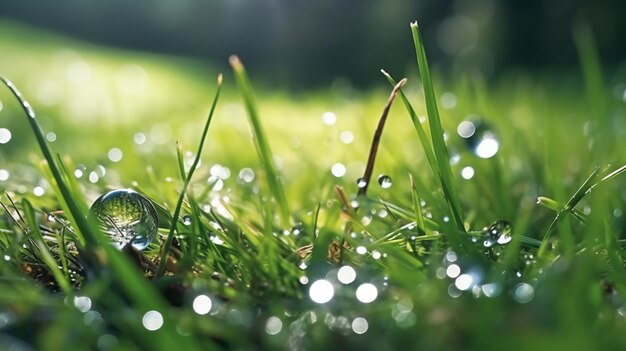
[{"left": 156, "top": 74, "right": 223, "bottom": 276}]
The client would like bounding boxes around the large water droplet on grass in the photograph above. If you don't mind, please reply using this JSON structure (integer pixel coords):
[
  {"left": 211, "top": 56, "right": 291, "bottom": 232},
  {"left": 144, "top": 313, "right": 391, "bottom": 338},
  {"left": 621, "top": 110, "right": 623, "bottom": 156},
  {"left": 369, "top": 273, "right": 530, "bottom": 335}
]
[
  {"left": 89, "top": 189, "right": 158, "bottom": 250},
  {"left": 378, "top": 175, "right": 392, "bottom": 189},
  {"left": 458, "top": 118, "right": 499, "bottom": 159},
  {"left": 482, "top": 220, "right": 512, "bottom": 247}
]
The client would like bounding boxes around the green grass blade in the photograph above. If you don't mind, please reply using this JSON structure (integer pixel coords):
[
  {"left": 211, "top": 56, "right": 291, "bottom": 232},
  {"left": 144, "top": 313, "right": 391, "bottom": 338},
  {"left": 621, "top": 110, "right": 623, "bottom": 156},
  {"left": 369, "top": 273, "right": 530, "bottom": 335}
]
[
  {"left": 537, "top": 167, "right": 601, "bottom": 256},
  {"left": 381, "top": 70, "right": 438, "bottom": 176},
  {"left": 409, "top": 174, "right": 425, "bottom": 232},
  {"left": 22, "top": 199, "right": 72, "bottom": 295},
  {"left": 2, "top": 77, "right": 204, "bottom": 349},
  {"left": 176, "top": 141, "right": 187, "bottom": 180},
  {"left": 409, "top": 23, "right": 465, "bottom": 233},
  {"left": 0, "top": 76, "right": 97, "bottom": 247},
  {"left": 357, "top": 78, "right": 407, "bottom": 196},
  {"left": 230, "top": 56, "right": 290, "bottom": 227},
  {"left": 156, "top": 74, "right": 223, "bottom": 277}
]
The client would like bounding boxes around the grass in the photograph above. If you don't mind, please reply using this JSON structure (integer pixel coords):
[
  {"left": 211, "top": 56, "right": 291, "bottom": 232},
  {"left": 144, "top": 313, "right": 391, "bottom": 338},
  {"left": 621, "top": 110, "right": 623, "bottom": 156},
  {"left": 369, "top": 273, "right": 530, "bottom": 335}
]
[{"left": 1, "top": 20, "right": 626, "bottom": 351}]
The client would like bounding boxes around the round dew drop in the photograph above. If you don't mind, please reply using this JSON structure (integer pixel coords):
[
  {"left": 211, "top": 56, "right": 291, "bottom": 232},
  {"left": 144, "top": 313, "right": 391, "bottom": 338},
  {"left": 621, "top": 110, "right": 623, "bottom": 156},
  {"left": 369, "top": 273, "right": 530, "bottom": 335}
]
[
  {"left": 378, "top": 175, "right": 392, "bottom": 189},
  {"left": 89, "top": 189, "right": 158, "bottom": 250}
]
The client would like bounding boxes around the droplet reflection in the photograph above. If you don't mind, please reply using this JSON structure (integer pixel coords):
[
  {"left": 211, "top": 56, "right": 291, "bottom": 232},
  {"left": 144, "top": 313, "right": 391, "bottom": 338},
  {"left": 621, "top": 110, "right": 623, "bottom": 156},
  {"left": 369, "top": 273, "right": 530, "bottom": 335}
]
[
  {"left": 142, "top": 310, "right": 163, "bottom": 331},
  {"left": 192, "top": 295, "right": 212, "bottom": 315},
  {"left": 378, "top": 175, "right": 392, "bottom": 189},
  {"left": 356, "top": 283, "right": 378, "bottom": 303},
  {"left": 457, "top": 119, "right": 500, "bottom": 159},
  {"left": 309, "top": 279, "right": 334, "bottom": 304}
]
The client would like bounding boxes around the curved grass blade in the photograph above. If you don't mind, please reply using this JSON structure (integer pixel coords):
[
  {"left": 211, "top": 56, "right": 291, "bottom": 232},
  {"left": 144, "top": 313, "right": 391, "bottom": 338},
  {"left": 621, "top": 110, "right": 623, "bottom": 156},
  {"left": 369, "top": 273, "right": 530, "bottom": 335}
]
[
  {"left": 410, "top": 22, "right": 465, "bottom": 233},
  {"left": 381, "top": 70, "right": 438, "bottom": 177},
  {"left": 357, "top": 78, "right": 407, "bottom": 196},
  {"left": 230, "top": 56, "right": 290, "bottom": 227},
  {"left": 156, "top": 74, "right": 223, "bottom": 277},
  {"left": 537, "top": 167, "right": 600, "bottom": 257}
]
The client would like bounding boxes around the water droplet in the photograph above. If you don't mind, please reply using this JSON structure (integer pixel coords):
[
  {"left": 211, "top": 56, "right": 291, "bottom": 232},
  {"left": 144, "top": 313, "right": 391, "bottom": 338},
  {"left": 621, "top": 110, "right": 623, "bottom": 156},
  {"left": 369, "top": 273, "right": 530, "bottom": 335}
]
[
  {"left": 265, "top": 316, "right": 283, "bottom": 335},
  {"left": 182, "top": 215, "right": 192, "bottom": 226},
  {"left": 356, "top": 283, "right": 378, "bottom": 303},
  {"left": 73, "top": 296, "right": 92, "bottom": 313},
  {"left": 461, "top": 166, "right": 475, "bottom": 180},
  {"left": 331, "top": 163, "right": 346, "bottom": 177},
  {"left": 46, "top": 132, "right": 57, "bottom": 142},
  {"left": 351, "top": 317, "right": 369, "bottom": 334},
  {"left": 337, "top": 265, "right": 357, "bottom": 284},
  {"left": 0, "top": 169, "right": 9, "bottom": 181},
  {"left": 33, "top": 186, "right": 44, "bottom": 197},
  {"left": 339, "top": 131, "right": 354, "bottom": 144},
  {"left": 482, "top": 220, "right": 512, "bottom": 247},
  {"left": 0, "top": 128, "right": 12, "bottom": 144},
  {"left": 322, "top": 112, "right": 337, "bottom": 125},
  {"left": 142, "top": 310, "right": 163, "bottom": 331},
  {"left": 356, "top": 178, "right": 367, "bottom": 188},
  {"left": 512, "top": 283, "right": 534, "bottom": 303},
  {"left": 238, "top": 168, "right": 255, "bottom": 183},
  {"left": 458, "top": 118, "right": 499, "bottom": 159},
  {"left": 378, "top": 175, "right": 392, "bottom": 189},
  {"left": 192, "top": 295, "right": 212, "bottom": 315},
  {"left": 108, "top": 148, "right": 123, "bottom": 162},
  {"left": 89, "top": 189, "right": 158, "bottom": 250},
  {"left": 440, "top": 92, "right": 457, "bottom": 109},
  {"left": 309, "top": 279, "right": 334, "bottom": 304},
  {"left": 446, "top": 264, "right": 461, "bottom": 278}
]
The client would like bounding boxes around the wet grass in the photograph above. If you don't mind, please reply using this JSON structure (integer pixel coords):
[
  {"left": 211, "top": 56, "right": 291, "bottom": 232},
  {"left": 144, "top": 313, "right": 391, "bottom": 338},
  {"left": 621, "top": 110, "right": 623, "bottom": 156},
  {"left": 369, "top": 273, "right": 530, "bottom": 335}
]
[{"left": 1, "top": 20, "right": 626, "bottom": 351}]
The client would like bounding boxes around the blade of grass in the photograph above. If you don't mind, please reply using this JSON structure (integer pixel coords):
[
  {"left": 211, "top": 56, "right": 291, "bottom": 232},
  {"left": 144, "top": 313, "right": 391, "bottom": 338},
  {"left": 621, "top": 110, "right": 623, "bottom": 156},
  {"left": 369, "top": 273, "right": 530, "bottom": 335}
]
[
  {"left": 409, "top": 174, "right": 425, "bottom": 232},
  {"left": 22, "top": 199, "right": 72, "bottom": 295},
  {"left": 0, "top": 77, "right": 93, "bottom": 247},
  {"left": 176, "top": 141, "right": 187, "bottom": 180},
  {"left": 156, "top": 74, "right": 223, "bottom": 277},
  {"left": 536, "top": 196, "right": 588, "bottom": 223},
  {"left": 2, "top": 77, "right": 203, "bottom": 350},
  {"left": 537, "top": 167, "right": 600, "bottom": 256},
  {"left": 381, "top": 70, "right": 438, "bottom": 177},
  {"left": 410, "top": 22, "right": 465, "bottom": 233},
  {"left": 357, "top": 78, "right": 407, "bottom": 196},
  {"left": 230, "top": 56, "right": 290, "bottom": 227}
]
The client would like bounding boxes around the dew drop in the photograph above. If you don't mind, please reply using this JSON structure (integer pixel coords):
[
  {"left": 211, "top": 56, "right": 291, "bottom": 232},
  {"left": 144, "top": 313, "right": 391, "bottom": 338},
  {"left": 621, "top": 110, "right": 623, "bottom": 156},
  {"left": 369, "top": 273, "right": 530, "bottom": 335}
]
[
  {"left": 356, "top": 178, "right": 367, "bottom": 188},
  {"left": 0, "top": 128, "right": 12, "bottom": 144},
  {"left": 182, "top": 215, "right": 192, "bottom": 226},
  {"left": 513, "top": 283, "right": 534, "bottom": 303},
  {"left": 482, "top": 220, "right": 512, "bottom": 247},
  {"left": 378, "top": 175, "right": 392, "bottom": 189},
  {"left": 458, "top": 118, "right": 499, "bottom": 159},
  {"left": 0, "top": 169, "right": 9, "bottom": 181},
  {"left": 89, "top": 189, "right": 158, "bottom": 250}
]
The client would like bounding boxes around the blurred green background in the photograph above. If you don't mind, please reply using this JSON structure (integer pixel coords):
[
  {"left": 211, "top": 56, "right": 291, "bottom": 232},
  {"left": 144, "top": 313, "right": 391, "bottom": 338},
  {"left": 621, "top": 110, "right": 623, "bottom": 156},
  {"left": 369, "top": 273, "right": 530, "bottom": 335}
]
[{"left": 2, "top": 0, "right": 626, "bottom": 88}]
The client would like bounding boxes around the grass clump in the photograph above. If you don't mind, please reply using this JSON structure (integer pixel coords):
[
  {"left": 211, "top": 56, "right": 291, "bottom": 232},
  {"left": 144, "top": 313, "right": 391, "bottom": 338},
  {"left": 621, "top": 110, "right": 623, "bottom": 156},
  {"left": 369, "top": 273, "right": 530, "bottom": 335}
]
[{"left": 1, "top": 20, "right": 626, "bottom": 351}]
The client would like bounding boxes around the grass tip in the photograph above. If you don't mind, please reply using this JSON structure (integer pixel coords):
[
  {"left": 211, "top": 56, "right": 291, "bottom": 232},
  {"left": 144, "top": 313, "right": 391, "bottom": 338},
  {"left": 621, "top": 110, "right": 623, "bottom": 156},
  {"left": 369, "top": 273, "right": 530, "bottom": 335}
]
[
  {"left": 410, "top": 21, "right": 419, "bottom": 28},
  {"left": 217, "top": 73, "right": 223, "bottom": 85},
  {"left": 229, "top": 55, "right": 242, "bottom": 70}
]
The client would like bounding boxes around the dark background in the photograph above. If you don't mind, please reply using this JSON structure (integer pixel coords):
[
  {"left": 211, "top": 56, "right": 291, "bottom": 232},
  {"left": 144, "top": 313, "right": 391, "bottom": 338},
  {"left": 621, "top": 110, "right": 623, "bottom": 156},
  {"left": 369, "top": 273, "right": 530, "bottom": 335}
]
[{"left": 1, "top": 0, "right": 624, "bottom": 89}]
